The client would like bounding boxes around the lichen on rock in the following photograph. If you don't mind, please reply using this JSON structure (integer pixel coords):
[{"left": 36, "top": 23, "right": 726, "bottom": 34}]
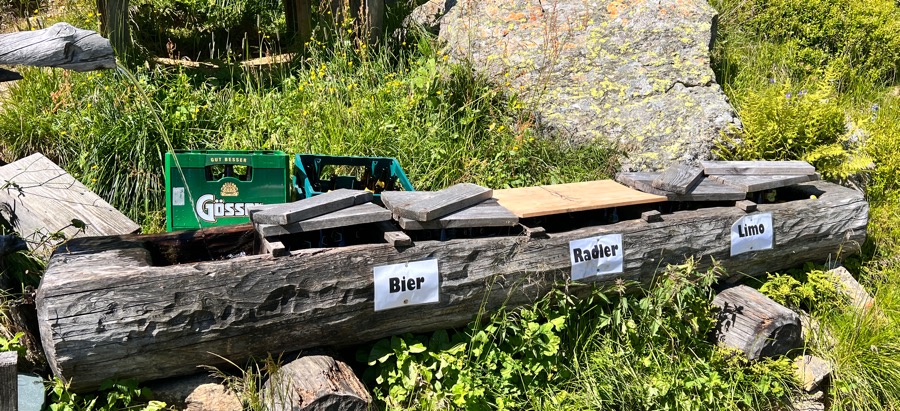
[{"left": 430, "top": 0, "right": 740, "bottom": 171}]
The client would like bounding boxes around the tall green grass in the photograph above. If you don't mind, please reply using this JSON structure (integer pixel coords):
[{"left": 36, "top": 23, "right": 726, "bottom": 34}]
[{"left": 0, "top": 31, "right": 616, "bottom": 231}]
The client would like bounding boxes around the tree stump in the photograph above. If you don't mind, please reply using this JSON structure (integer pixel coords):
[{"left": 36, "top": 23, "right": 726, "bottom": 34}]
[
  {"left": 263, "top": 355, "right": 370, "bottom": 411},
  {"left": 713, "top": 285, "right": 802, "bottom": 360}
]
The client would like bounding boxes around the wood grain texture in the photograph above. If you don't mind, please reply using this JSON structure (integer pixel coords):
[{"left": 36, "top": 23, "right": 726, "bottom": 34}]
[
  {"left": 701, "top": 161, "right": 815, "bottom": 176},
  {"left": 263, "top": 355, "right": 370, "bottom": 411},
  {"left": 710, "top": 174, "right": 813, "bottom": 192},
  {"left": 736, "top": 200, "right": 757, "bottom": 213},
  {"left": 256, "top": 203, "right": 391, "bottom": 237},
  {"left": 377, "top": 221, "right": 412, "bottom": 247},
  {"left": 0, "top": 153, "right": 140, "bottom": 256},
  {"left": 713, "top": 285, "right": 802, "bottom": 360},
  {"left": 493, "top": 180, "right": 666, "bottom": 218},
  {"left": 260, "top": 238, "right": 288, "bottom": 257},
  {"left": 0, "top": 23, "right": 115, "bottom": 71},
  {"left": 0, "top": 351, "right": 15, "bottom": 411},
  {"left": 36, "top": 181, "right": 867, "bottom": 391},
  {"left": 651, "top": 165, "right": 704, "bottom": 194},
  {"left": 390, "top": 183, "right": 492, "bottom": 221},
  {"left": 641, "top": 210, "right": 662, "bottom": 223},
  {"left": 616, "top": 173, "right": 747, "bottom": 201},
  {"left": 398, "top": 199, "right": 518, "bottom": 230},
  {"left": 250, "top": 189, "right": 372, "bottom": 225}
]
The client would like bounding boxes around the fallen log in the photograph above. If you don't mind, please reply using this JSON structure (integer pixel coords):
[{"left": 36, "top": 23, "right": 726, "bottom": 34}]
[
  {"left": 263, "top": 355, "right": 370, "bottom": 411},
  {"left": 713, "top": 285, "right": 802, "bottom": 360},
  {"left": 0, "top": 22, "right": 115, "bottom": 72},
  {"left": 36, "top": 181, "right": 867, "bottom": 391}
]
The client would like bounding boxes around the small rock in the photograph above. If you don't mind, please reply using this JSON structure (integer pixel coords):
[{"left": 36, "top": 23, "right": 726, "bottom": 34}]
[
  {"left": 185, "top": 384, "right": 243, "bottom": 411},
  {"left": 18, "top": 373, "right": 45, "bottom": 411},
  {"left": 794, "top": 355, "right": 832, "bottom": 393},
  {"left": 829, "top": 266, "right": 875, "bottom": 312},
  {"left": 146, "top": 374, "right": 241, "bottom": 411},
  {"left": 792, "top": 399, "right": 825, "bottom": 411},
  {"left": 405, "top": 0, "right": 457, "bottom": 33}
]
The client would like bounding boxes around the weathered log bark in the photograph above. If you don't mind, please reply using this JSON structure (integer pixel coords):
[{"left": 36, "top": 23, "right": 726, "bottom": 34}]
[
  {"left": 263, "top": 355, "right": 370, "bottom": 411},
  {"left": 0, "top": 351, "right": 16, "bottom": 410},
  {"left": 713, "top": 285, "right": 802, "bottom": 360},
  {"left": 36, "top": 181, "right": 867, "bottom": 391},
  {"left": 0, "top": 23, "right": 115, "bottom": 71}
]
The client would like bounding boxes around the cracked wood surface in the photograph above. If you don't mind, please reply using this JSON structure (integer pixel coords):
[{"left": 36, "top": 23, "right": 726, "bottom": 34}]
[
  {"left": 37, "top": 181, "right": 866, "bottom": 391},
  {"left": 0, "top": 22, "right": 115, "bottom": 71}
]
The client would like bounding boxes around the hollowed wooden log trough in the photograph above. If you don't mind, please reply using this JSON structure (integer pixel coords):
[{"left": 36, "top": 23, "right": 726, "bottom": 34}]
[{"left": 36, "top": 181, "right": 867, "bottom": 391}]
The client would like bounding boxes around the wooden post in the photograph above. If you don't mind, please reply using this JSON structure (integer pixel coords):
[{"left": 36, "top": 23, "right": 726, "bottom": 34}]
[
  {"left": 284, "top": 0, "right": 312, "bottom": 49},
  {"left": 0, "top": 351, "right": 17, "bottom": 410},
  {"left": 96, "top": 0, "right": 129, "bottom": 55}
]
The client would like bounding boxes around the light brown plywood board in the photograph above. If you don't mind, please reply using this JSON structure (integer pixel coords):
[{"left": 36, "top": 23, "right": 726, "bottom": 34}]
[{"left": 492, "top": 180, "right": 667, "bottom": 218}]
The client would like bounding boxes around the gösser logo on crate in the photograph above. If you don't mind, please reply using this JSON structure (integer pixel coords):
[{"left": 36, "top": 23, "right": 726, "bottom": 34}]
[{"left": 165, "top": 150, "right": 291, "bottom": 231}]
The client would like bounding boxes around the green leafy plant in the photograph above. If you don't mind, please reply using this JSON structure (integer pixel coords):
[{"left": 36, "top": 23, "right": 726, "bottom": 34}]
[
  {"left": 719, "top": 77, "right": 872, "bottom": 180},
  {"left": 48, "top": 378, "right": 167, "bottom": 411},
  {"left": 362, "top": 260, "right": 797, "bottom": 410},
  {"left": 759, "top": 266, "right": 848, "bottom": 312},
  {"left": 0, "top": 331, "right": 26, "bottom": 357}
]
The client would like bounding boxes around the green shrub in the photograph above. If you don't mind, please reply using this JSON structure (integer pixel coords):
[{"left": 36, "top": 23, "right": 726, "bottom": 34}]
[
  {"left": 758, "top": 266, "right": 848, "bottom": 312},
  {"left": 719, "top": 78, "right": 872, "bottom": 180},
  {"left": 713, "top": 0, "right": 900, "bottom": 89}
]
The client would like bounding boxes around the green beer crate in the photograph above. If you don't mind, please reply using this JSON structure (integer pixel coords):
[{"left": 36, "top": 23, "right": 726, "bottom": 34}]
[{"left": 165, "top": 150, "right": 291, "bottom": 231}]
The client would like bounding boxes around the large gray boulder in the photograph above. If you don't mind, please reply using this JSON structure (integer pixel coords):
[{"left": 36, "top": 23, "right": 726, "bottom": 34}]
[{"left": 434, "top": 0, "right": 739, "bottom": 170}]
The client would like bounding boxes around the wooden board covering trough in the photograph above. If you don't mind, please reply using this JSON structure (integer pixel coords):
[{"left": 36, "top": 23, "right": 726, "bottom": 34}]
[
  {"left": 492, "top": 180, "right": 667, "bottom": 218},
  {"left": 36, "top": 181, "right": 867, "bottom": 391}
]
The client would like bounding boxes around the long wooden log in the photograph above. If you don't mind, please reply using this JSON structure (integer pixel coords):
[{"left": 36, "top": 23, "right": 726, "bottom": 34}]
[
  {"left": 0, "top": 23, "right": 115, "bottom": 72},
  {"left": 36, "top": 181, "right": 867, "bottom": 391}
]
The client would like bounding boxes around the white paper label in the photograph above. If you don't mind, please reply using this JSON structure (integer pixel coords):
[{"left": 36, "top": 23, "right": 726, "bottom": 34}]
[
  {"left": 374, "top": 259, "right": 440, "bottom": 311},
  {"left": 172, "top": 187, "right": 185, "bottom": 206},
  {"left": 731, "top": 212, "right": 774, "bottom": 256},
  {"left": 569, "top": 234, "right": 624, "bottom": 280}
]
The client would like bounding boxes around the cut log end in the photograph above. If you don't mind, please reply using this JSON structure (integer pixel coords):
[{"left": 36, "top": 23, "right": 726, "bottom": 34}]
[
  {"left": 713, "top": 285, "right": 802, "bottom": 360},
  {"left": 263, "top": 355, "right": 370, "bottom": 411}
]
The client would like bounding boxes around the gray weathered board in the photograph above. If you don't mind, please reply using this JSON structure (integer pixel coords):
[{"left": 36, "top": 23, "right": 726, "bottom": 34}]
[
  {"left": 0, "top": 153, "right": 140, "bottom": 255},
  {"left": 250, "top": 189, "right": 372, "bottom": 225},
  {"left": 255, "top": 202, "right": 391, "bottom": 237},
  {"left": 399, "top": 199, "right": 518, "bottom": 230},
  {"left": 700, "top": 161, "right": 816, "bottom": 176},
  {"left": 387, "top": 183, "right": 492, "bottom": 221},
  {"left": 651, "top": 165, "right": 704, "bottom": 194},
  {"left": 384, "top": 191, "right": 517, "bottom": 229},
  {"left": 377, "top": 221, "right": 412, "bottom": 247},
  {"left": 0, "top": 23, "right": 115, "bottom": 72},
  {"left": 616, "top": 172, "right": 746, "bottom": 201},
  {"left": 710, "top": 174, "right": 816, "bottom": 192},
  {"left": 36, "top": 181, "right": 868, "bottom": 391}
]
